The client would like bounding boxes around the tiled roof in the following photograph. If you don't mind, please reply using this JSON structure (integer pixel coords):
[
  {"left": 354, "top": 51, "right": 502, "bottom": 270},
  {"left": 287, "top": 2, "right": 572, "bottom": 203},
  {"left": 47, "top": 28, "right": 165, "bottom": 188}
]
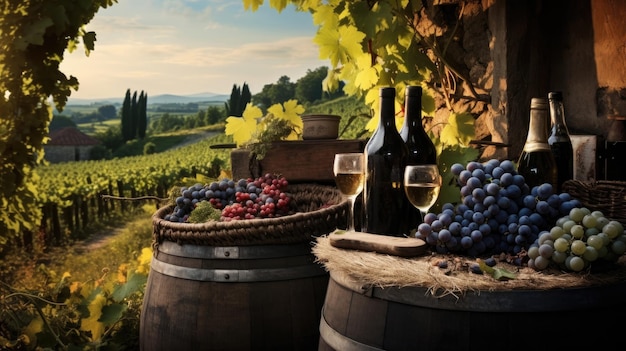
[{"left": 48, "top": 127, "right": 100, "bottom": 146}]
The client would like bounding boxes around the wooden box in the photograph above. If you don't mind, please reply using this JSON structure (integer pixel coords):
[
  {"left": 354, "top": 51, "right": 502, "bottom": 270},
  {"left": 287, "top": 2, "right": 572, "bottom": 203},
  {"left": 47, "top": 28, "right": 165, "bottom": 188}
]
[{"left": 231, "top": 139, "right": 366, "bottom": 184}]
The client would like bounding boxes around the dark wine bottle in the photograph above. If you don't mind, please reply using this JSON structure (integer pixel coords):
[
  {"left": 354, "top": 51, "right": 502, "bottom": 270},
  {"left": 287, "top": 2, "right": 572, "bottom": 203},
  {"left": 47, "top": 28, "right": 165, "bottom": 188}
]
[
  {"left": 400, "top": 86, "right": 437, "bottom": 165},
  {"left": 363, "top": 87, "right": 410, "bottom": 237},
  {"left": 399, "top": 85, "right": 437, "bottom": 228},
  {"left": 548, "top": 91, "right": 574, "bottom": 193},
  {"left": 517, "top": 98, "right": 558, "bottom": 190}
]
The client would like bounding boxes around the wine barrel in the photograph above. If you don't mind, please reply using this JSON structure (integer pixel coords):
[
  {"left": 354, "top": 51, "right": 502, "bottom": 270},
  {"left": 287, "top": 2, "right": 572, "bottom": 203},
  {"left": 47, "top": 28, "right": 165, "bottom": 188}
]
[
  {"left": 318, "top": 270, "right": 626, "bottom": 351},
  {"left": 140, "top": 241, "right": 328, "bottom": 351},
  {"left": 140, "top": 184, "right": 347, "bottom": 351}
]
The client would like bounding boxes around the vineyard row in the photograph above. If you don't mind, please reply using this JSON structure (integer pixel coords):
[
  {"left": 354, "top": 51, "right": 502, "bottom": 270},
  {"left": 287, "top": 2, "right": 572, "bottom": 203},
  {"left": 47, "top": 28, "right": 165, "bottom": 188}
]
[{"left": 33, "top": 134, "right": 234, "bottom": 246}]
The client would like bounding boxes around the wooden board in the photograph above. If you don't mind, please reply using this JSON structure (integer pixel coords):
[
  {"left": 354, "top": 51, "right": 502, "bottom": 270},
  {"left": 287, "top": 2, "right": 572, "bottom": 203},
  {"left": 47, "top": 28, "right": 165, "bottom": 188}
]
[{"left": 328, "top": 230, "right": 427, "bottom": 258}]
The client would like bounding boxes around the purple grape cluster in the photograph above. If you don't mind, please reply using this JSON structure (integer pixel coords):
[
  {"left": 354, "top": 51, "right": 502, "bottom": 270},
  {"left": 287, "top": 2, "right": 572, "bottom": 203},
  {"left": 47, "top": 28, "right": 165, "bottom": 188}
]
[{"left": 416, "top": 159, "right": 582, "bottom": 257}]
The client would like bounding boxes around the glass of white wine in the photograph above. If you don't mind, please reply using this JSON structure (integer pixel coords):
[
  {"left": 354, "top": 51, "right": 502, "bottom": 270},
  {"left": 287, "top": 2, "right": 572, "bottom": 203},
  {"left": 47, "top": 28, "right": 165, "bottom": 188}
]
[
  {"left": 404, "top": 165, "right": 442, "bottom": 221},
  {"left": 333, "top": 153, "right": 365, "bottom": 232}
]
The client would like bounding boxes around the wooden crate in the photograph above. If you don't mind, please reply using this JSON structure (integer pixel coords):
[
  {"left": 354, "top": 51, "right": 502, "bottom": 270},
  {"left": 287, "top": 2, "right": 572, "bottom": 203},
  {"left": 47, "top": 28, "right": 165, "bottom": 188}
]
[{"left": 231, "top": 139, "right": 366, "bottom": 184}]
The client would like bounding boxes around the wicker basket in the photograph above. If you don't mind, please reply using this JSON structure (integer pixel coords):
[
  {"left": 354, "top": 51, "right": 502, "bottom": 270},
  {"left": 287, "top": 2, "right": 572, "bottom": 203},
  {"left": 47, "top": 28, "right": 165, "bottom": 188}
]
[
  {"left": 562, "top": 180, "right": 626, "bottom": 225},
  {"left": 152, "top": 183, "right": 348, "bottom": 247}
]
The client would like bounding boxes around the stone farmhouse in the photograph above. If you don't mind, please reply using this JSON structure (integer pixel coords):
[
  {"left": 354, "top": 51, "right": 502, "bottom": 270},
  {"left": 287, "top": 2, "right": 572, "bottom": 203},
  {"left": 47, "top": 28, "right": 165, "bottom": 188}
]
[{"left": 44, "top": 127, "right": 100, "bottom": 163}]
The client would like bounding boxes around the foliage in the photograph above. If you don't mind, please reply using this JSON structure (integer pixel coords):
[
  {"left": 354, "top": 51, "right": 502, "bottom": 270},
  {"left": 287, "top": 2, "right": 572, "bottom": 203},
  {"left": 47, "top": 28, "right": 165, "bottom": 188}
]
[
  {"left": 206, "top": 105, "right": 226, "bottom": 125},
  {"left": 225, "top": 99, "right": 304, "bottom": 147},
  {"left": 97, "top": 105, "right": 117, "bottom": 120},
  {"left": 295, "top": 66, "right": 344, "bottom": 104},
  {"left": 187, "top": 201, "right": 222, "bottom": 223},
  {"left": 89, "top": 144, "right": 113, "bottom": 161},
  {"left": 0, "top": 208, "right": 153, "bottom": 350},
  {"left": 252, "top": 75, "right": 296, "bottom": 110},
  {"left": 94, "top": 125, "right": 124, "bottom": 154},
  {"left": 143, "top": 142, "right": 156, "bottom": 155},
  {"left": 0, "top": 0, "right": 118, "bottom": 253},
  {"left": 245, "top": 0, "right": 482, "bottom": 207},
  {"left": 49, "top": 115, "right": 78, "bottom": 131}
]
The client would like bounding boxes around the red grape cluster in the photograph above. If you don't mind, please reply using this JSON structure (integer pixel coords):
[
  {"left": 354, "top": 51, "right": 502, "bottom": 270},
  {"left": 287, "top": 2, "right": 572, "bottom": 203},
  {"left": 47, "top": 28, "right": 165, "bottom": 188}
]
[{"left": 221, "top": 174, "right": 293, "bottom": 221}]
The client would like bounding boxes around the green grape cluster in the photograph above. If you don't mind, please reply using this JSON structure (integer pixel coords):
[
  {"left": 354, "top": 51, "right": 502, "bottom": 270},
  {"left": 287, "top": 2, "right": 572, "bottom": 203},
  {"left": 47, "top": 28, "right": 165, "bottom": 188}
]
[{"left": 528, "top": 207, "right": 626, "bottom": 272}]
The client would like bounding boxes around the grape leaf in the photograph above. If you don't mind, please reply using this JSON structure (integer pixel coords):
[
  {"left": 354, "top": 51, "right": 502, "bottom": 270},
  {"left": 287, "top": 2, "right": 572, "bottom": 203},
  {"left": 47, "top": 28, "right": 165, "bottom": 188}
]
[
  {"left": 99, "top": 303, "right": 126, "bottom": 325},
  {"left": 111, "top": 272, "right": 147, "bottom": 302},
  {"left": 349, "top": 1, "right": 392, "bottom": 37},
  {"left": 440, "top": 112, "right": 475, "bottom": 146},
  {"left": 80, "top": 293, "right": 106, "bottom": 341},
  {"left": 354, "top": 55, "right": 380, "bottom": 90},
  {"left": 135, "top": 247, "right": 153, "bottom": 275},
  {"left": 243, "top": 0, "right": 263, "bottom": 11},
  {"left": 23, "top": 316, "right": 44, "bottom": 345},
  {"left": 268, "top": 99, "right": 304, "bottom": 129},
  {"left": 492, "top": 268, "right": 517, "bottom": 281},
  {"left": 16, "top": 17, "right": 53, "bottom": 49},
  {"left": 322, "top": 67, "right": 340, "bottom": 92},
  {"left": 312, "top": 4, "right": 338, "bottom": 27},
  {"left": 314, "top": 25, "right": 366, "bottom": 67},
  {"left": 269, "top": 0, "right": 289, "bottom": 12},
  {"left": 433, "top": 145, "right": 479, "bottom": 210},
  {"left": 478, "top": 259, "right": 517, "bottom": 281},
  {"left": 224, "top": 103, "right": 262, "bottom": 147},
  {"left": 82, "top": 31, "right": 96, "bottom": 54}
]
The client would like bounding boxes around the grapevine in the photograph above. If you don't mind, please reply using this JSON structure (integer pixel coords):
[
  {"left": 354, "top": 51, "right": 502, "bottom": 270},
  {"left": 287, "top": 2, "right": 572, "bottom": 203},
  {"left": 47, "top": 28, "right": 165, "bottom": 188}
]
[{"left": 165, "top": 173, "right": 296, "bottom": 223}]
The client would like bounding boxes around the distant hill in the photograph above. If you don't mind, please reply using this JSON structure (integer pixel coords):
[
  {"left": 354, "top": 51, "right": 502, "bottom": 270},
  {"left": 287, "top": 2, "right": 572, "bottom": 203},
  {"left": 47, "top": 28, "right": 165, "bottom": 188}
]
[{"left": 66, "top": 92, "right": 229, "bottom": 106}]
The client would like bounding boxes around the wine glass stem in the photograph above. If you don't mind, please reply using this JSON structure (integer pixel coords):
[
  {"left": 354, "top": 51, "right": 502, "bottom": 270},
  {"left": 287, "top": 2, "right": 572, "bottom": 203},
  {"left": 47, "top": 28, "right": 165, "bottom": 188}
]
[{"left": 347, "top": 196, "right": 356, "bottom": 231}]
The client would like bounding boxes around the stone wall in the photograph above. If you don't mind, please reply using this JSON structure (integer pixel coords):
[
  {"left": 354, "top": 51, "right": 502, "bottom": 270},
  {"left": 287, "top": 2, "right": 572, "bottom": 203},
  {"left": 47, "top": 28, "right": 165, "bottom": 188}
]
[
  {"left": 44, "top": 145, "right": 94, "bottom": 163},
  {"left": 419, "top": 0, "right": 626, "bottom": 165}
]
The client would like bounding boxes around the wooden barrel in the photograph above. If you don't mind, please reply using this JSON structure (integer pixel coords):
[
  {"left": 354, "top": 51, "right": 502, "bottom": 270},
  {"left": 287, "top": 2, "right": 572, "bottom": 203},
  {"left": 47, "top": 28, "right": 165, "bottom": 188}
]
[
  {"left": 141, "top": 184, "right": 347, "bottom": 351},
  {"left": 140, "top": 240, "right": 328, "bottom": 351},
  {"left": 319, "top": 270, "right": 626, "bottom": 351}
]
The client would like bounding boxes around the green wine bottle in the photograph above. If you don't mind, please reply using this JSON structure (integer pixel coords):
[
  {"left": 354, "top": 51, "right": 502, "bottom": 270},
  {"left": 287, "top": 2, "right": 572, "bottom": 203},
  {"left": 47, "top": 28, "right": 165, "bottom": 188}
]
[
  {"left": 517, "top": 98, "right": 558, "bottom": 190},
  {"left": 363, "top": 87, "right": 411, "bottom": 237}
]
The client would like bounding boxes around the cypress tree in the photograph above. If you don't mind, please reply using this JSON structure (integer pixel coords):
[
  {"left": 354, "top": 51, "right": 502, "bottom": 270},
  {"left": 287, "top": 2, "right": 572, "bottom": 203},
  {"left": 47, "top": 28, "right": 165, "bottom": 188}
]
[
  {"left": 121, "top": 89, "right": 132, "bottom": 141},
  {"left": 131, "top": 90, "right": 139, "bottom": 139},
  {"left": 137, "top": 91, "right": 148, "bottom": 139},
  {"left": 226, "top": 84, "right": 242, "bottom": 117},
  {"left": 240, "top": 82, "right": 252, "bottom": 115}
]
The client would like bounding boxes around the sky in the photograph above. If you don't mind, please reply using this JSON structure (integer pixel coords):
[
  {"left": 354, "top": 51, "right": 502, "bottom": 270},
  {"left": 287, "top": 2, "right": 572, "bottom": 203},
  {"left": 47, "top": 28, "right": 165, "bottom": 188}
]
[{"left": 60, "top": 0, "right": 329, "bottom": 100}]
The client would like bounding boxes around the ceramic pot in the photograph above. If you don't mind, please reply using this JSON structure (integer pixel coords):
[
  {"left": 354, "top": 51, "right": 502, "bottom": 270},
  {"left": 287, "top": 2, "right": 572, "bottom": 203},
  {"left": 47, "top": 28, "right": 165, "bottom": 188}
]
[{"left": 301, "top": 114, "right": 341, "bottom": 140}]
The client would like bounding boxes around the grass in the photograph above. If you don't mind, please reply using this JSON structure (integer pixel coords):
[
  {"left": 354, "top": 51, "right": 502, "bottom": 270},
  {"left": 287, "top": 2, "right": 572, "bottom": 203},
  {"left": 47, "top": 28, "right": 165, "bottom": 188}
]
[
  {"left": 3, "top": 204, "right": 155, "bottom": 289},
  {"left": 112, "top": 124, "right": 225, "bottom": 157},
  {"left": 56, "top": 205, "right": 155, "bottom": 283},
  {"left": 76, "top": 118, "right": 120, "bottom": 135}
]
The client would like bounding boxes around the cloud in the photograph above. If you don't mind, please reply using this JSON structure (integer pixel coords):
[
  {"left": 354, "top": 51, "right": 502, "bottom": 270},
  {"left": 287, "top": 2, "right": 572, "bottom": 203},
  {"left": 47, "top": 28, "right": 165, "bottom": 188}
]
[
  {"left": 63, "top": 0, "right": 327, "bottom": 99},
  {"left": 158, "top": 36, "right": 318, "bottom": 67}
]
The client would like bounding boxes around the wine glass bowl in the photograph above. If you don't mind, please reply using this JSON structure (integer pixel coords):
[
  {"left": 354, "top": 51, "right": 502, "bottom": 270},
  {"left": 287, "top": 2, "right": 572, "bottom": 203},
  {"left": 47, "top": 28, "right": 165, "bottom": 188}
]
[
  {"left": 403, "top": 165, "right": 442, "bottom": 216},
  {"left": 333, "top": 153, "right": 365, "bottom": 232}
]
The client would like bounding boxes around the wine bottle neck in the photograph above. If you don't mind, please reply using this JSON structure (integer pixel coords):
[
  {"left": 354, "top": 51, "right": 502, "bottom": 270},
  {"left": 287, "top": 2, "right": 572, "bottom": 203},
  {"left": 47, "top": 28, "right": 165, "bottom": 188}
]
[
  {"left": 549, "top": 99, "right": 570, "bottom": 136},
  {"left": 524, "top": 99, "right": 551, "bottom": 152}
]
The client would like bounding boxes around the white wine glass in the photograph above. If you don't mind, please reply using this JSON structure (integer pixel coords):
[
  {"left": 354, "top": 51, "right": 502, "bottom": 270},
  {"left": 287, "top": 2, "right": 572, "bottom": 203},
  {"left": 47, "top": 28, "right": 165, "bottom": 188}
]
[
  {"left": 404, "top": 165, "right": 442, "bottom": 221},
  {"left": 333, "top": 153, "right": 365, "bottom": 232}
]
